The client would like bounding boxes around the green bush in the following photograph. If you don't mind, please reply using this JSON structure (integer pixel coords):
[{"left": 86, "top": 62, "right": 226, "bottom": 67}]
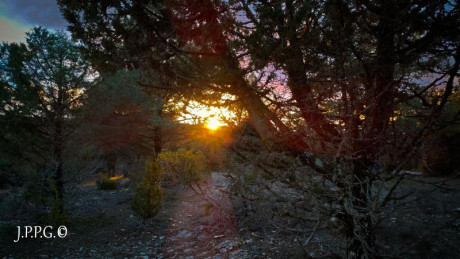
[
  {"left": 97, "top": 175, "right": 118, "bottom": 190},
  {"left": 158, "top": 148, "right": 209, "bottom": 186},
  {"left": 131, "top": 160, "right": 163, "bottom": 219},
  {"left": 38, "top": 200, "right": 68, "bottom": 226}
]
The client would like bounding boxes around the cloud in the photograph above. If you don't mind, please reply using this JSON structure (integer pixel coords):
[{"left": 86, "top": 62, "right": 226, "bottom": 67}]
[{"left": 1, "top": 0, "right": 67, "bottom": 29}]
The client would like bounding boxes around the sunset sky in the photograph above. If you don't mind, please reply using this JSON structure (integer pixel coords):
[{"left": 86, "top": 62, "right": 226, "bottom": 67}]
[
  {"left": 0, "top": 0, "right": 233, "bottom": 129},
  {"left": 0, "top": 0, "right": 66, "bottom": 42}
]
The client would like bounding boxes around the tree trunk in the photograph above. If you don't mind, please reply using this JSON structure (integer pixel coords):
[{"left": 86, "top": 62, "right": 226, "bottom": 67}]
[
  {"left": 53, "top": 79, "right": 66, "bottom": 215},
  {"left": 342, "top": 160, "right": 376, "bottom": 259},
  {"left": 284, "top": 47, "right": 340, "bottom": 150},
  {"left": 153, "top": 107, "right": 163, "bottom": 158},
  {"left": 53, "top": 109, "right": 65, "bottom": 214},
  {"left": 223, "top": 50, "right": 292, "bottom": 146},
  {"left": 105, "top": 152, "right": 117, "bottom": 177},
  {"left": 341, "top": 5, "right": 395, "bottom": 257},
  {"left": 364, "top": 3, "right": 395, "bottom": 158}
]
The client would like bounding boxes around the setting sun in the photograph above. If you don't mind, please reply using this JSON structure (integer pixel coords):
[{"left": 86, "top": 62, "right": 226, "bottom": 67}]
[
  {"left": 174, "top": 99, "right": 238, "bottom": 130},
  {"left": 205, "top": 117, "right": 225, "bottom": 130}
]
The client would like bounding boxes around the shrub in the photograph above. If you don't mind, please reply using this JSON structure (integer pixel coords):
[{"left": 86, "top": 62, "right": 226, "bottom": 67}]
[
  {"left": 158, "top": 148, "right": 209, "bottom": 186},
  {"left": 420, "top": 135, "right": 459, "bottom": 176},
  {"left": 131, "top": 160, "right": 163, "bottom": 219},
  {"left": 38, "top": 198, "right": 68, "bottom": 226},
  {"left": 97, "top": 175, "right": 118, "bottom": 190}
]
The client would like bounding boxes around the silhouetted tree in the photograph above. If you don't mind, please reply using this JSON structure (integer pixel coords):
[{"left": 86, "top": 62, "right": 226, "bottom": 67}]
[
  {"left": 0, "top": 27, "right": 95, "bottom": 213},
  {"left": 82, "top": 70, "right": 165, "bottom": 175},
  {"left": 58, "top": 0, "right": 459, "bottom": 257}
]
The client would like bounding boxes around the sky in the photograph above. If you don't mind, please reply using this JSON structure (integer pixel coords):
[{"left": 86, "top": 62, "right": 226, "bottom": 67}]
[{"left": 0, "top": 0, "right": 67, "bottom": 42}]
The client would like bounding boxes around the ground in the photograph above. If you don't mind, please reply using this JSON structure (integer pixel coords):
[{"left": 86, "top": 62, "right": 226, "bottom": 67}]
[
  {"left": 1, "top": 172, "right": 460, "bottom": 258},
  {"left": 0, "top": 173, "right": 246, "bottom": 258}
]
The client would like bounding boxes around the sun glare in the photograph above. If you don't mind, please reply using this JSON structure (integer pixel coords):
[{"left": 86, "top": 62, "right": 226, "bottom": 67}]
[
  {"left": 175, "top": 98, "right": 237, "bottom": 130},
  {"left": 206, "top": 117, "right": 224, "bottom": 130}
]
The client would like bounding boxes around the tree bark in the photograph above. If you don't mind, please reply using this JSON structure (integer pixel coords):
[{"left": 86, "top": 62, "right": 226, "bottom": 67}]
[
  {"left": 342, "top": 160, "right": 376, "bottom": 259},
  {"left": 53, "top": 101, "right": 65, "bottom": 214},
  {"left": 153, "top": 107, "right": 163, "bottom": 158},
  {"left": 286, "top": 56, "right": 340, "bottom": 144}
]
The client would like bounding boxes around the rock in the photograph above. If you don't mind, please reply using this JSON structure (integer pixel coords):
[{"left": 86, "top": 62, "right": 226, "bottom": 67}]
[
  {"left": 315, "top": 157, "right": 323, "bottom": 168},
  {"left": 217, "top": 240, "right": 239, "bottom": 253},
  {"left": 243, "top": 238, "right": 253, "bottom": 244},
  {"left": 176, "top": 230, "right": 192, "bottom": 238},
  {"left": 230, "top": 250, "right": 242, "bottom": 258},
  {"left": 184, "top": 248, "right": 194, "bottom": 255}
]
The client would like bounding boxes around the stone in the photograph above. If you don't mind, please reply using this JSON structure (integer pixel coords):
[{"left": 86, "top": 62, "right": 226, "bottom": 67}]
[
  {"left": 176, "top": 230, "right": 192, "bottom": 238},
  {"left": 184, "top": 249, "right": 194, "bottom": 255},
  {"left": 218, "top": 240, "right": 239, "bottom": 253}
]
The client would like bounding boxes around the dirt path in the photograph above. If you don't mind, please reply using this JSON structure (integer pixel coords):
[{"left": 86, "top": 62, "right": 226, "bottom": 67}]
[
  {"left": 0, "top": 172, "right": 247, "bottom": 258},
  {"left": 3, "top": 171, "right": 460, "bottom": 258},
  {"left": 161, "top": 173, "right": 244, "bottom": 258}
]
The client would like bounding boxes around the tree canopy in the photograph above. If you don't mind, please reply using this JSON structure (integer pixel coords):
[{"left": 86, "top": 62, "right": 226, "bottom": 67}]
[
  {"left": 58, "top": 0, "right": 459, "bottom": 155},
  {"left": 0, "top": 0, "right": 453, "bottom": 257},
  {"left": 0, "top": 27, "right": 95, "bottom": 211}
]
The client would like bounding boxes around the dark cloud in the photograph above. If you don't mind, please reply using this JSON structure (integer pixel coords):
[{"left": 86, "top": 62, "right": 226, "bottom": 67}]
[{"left": 2, "top": 0, "right": 67, "bottom": 29}]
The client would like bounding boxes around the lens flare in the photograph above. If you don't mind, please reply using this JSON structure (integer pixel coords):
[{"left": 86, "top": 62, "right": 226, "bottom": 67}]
[{"left": 206, "top": 117, "right": 224, "bottom": 130}]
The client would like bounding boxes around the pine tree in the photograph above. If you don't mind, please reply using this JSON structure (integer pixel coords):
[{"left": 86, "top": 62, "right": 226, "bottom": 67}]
[{"left": 0, "top": 27, "right": 95, "bottom": 213}]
